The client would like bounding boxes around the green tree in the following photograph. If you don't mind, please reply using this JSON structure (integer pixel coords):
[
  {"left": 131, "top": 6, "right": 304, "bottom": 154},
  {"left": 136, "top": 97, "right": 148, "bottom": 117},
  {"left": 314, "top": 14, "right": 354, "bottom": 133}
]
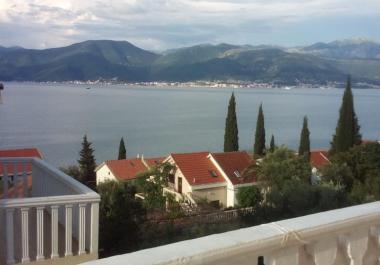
[
  {"left": 254, "top": 103, "right": 266, "bottom": 156},
  {"left": 78, "top": 134, "right": 96, "bottom": 189},
  {"left": 224, "top": 92, "right": 239, "bottom": 152},
  {"left": 298, "top": 116, "right": 310, "bottom": 159},
  {"left": 236, "top": 185, "right": 263, "bottom": 208},
  {"left": 60, "top": 165, "right": 81, "bottom": 181},
  {"left": 257, "top": 147, "right": 311, "bottom": 188},
  {"left": 98, "top": 181, "right": 146, "bottom": 256},
  {"left": 324, "top": 142, "right": 380, "bottom": 198},
  {"left": 330, "top": 76, "right": 361, "bottom": 155},
  {"left": 136, "top": 162, "right": 175, "bottom": 210},
  {"left": 118, "top": 137, "right": 127, "bottom": 160},
  {"left": 269, "top": 134, "right": 276, "bottom": 152}
]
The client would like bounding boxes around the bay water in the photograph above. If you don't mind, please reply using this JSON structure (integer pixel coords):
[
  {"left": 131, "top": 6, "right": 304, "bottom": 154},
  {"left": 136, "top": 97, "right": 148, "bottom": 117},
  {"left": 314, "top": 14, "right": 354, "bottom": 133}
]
[{"left": 0, "top": 82, "right": 379, "bottom": 167}]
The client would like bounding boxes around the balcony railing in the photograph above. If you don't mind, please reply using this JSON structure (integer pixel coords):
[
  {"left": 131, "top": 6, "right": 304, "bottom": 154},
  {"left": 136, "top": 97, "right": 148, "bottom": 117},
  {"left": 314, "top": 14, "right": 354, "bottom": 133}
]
[
  {"left": 81, "top": 201, "right": 380, "bottom": 265},
  {"left": 0, "top": 157, "right": 100, "bottom": 265}
]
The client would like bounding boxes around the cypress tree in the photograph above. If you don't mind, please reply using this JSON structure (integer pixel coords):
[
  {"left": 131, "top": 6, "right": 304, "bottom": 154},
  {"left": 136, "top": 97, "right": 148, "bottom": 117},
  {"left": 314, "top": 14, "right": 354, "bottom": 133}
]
[
  {"left": 78, "top": 134, "right": 97, "bottom": 189},
  {"left": 224, "top": 92, "right": 239, "bottom": 152},
  {"left": 118, "top": 137, "right": 127, "bottom": 160},
  {"left": 269, "top": 134, "right": 276, "bottom": 152},
  {"left": 298, "top": 116, "right": 311, "bottom": 159},
  {"left": 254, "top": 103, "right": 266, "bottom": 156},
  {"left": 330, "top": 77, "right": 361, "bottom": 155}
]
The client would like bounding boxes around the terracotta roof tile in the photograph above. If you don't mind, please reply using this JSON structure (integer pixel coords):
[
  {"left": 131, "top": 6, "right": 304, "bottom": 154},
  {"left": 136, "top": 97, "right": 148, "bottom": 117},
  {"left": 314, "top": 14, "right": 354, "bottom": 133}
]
[
  {"left": 145, "top": 157, "right": 165, "bottom": 168},
  {"left": 0, "top": 148, "right": 43, "bottom": 176},
  {"left": 104, "top": 156, "right": 164, "bottom": 181},
  {"left": 211, "top": 151, "right": 256, "bottom": 185},
  {"left": 0, "top": 148, "right": 42, "bottom": 198},
  {"left": 310, "top": 150, "right": 330, "bottom": 169},
  {"left": 171, "top": 152, "right": 226, "bottom": 186}
]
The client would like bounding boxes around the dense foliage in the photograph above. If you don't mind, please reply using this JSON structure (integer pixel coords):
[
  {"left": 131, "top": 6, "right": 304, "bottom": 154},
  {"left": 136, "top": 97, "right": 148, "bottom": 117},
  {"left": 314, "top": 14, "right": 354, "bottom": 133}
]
[
  {"left": 323, "top": 142, "right": 380, "bottom": 202},
  {"left": 60, "top": 165, "right": 81, "bottom": 180},
  {"left": 136, "top": 162, "right": 175, "bottom": 210},
  {"left": 224, "top": 92, "right": 239, "bottom": 152},
  {"left": 236, "top": 185, "right": 263, "bottom": 208},
  {"left": 98, "top": 181, "right": 146, "bottom": 256},
  {"left": 257, "top": 147, "right": 311, "bottom": 187},
  {"left": 254, "top": 104, "right": 266, "bottom": 156},
  {"left": 330, "top": 77, "right": 361, "bottom": 154}
]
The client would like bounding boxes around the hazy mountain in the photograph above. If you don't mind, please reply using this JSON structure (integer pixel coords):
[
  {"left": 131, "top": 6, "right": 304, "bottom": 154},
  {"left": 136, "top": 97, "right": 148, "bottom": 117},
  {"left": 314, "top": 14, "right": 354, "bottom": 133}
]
[
  {"left": 0, "top": 40, "right": 158, "bottom": 81},
  {"left": 298, "top": 39, "right": 380, "bottom": 59},
  {"left": 0, "top": 39, "right": 380, "bottom": 84},
  {"left": 151, "top": 48, "right": 346, "bottom": 84}
]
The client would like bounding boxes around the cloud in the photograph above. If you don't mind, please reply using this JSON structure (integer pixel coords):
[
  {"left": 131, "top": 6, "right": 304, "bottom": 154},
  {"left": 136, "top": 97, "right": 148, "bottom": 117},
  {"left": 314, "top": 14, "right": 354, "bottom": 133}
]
[{"left": 0, "top": 0, "right": 379, "bottom": 50}]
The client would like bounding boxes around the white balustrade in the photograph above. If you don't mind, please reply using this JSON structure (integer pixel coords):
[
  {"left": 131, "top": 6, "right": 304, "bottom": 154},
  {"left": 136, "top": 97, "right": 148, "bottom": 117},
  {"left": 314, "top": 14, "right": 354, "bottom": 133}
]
[
  {"left": 5, "top": 208, "right": 15, "bottom": 265},
  {"left": 51, "top": 205, "right": 59, "bottom": 259},
  {"left": 21, "top": 207, "right": 30, "bottom": 263},
  {"left": 0, "top": 157, "right": 100, "bottom": 265},
  {"left": 80, "top": 201, "right": 380, "bottom": 265},
  {"left": 36, "top": 206, "right": 44, "bottom": 261},
  {"left": 65, "top": 204, "right": 73, "bottom": 257},
  {"left": 79, "top": 203, "right": 87, "bottom": 255}
]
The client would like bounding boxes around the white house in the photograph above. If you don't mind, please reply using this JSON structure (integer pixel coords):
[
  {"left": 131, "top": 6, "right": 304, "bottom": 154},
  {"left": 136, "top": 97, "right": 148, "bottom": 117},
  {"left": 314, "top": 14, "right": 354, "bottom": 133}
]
[
  {"left": 164, "top": 151, "right": 257, "bottom": 208},
  {"left": 95, "top": 156, "right": 164, "bottom": 185}
]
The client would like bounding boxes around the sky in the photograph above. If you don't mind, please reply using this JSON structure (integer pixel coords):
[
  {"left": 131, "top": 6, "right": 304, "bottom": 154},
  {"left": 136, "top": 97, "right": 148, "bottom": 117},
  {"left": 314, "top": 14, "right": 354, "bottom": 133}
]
[{"left": 0, "top": 0, "right": 380, "bottom": 51}]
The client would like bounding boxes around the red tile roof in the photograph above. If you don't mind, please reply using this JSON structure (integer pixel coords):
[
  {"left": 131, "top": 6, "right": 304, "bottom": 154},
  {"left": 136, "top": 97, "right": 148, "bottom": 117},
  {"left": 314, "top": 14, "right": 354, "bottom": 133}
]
[
  {"left": 310, "top": 150, "right": 330, "bottom": 169},
  {"left": 0, "top": 148, "right": 43, "bottom": 176},
  {"left": 211, "top": 151, "right": 256, "bottom": 185},
  {"left": 145, "top": 157, "right": 165, "bottom": 168},
  {"left": 0, "top": 148, "right": 42, "bottom": 198},
  {"left": 105, "top": 157, "right": 164, "bottom": 181},
  {"left": 171, "top": 152, "right": 225, "bottom": 186},
  {"left": 0, "top": 148, "right": 43, "bottom": 159}
]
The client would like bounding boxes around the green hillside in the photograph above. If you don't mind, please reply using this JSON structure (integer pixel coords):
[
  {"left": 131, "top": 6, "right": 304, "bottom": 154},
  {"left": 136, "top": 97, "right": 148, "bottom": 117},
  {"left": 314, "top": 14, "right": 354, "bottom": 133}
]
[{"left": 0, "top": 39, "right": 380, "bottom": 84}]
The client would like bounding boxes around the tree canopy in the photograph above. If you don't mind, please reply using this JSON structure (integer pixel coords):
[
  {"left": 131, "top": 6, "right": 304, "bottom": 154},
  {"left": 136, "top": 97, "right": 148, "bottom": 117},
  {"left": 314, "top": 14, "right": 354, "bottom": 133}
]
[
  {"left": 224, "top": 92, "right": 239, "bottom": 152},
  {"left": 77, "top": 134, "right": 97, "bottom": 189},
  {"left": 136, "top": 162, "right": 175, "bottom": 210},
  {"left": 254, "top": 103, "right": 266, "bottom": 156},
  {"left": 269, "top": 135, "right": 276, "bottom": 153},
  {"left": 118, "top": 137, "right": 127, "bottom": 160},
  {"left": 257, "top": 147, "right": 311, "bottom": 188},
  {"left": 98, "top": 181, "right": 146, "bottom": 256},
  {"left": 330, "top": 76, "right": 361, "bottom": 155},
  {"left": 298, "top": 116, "right": 310, "bottom": 159},
  {"left": 236, "top": 185, "right": 263, "bottom": 208}
]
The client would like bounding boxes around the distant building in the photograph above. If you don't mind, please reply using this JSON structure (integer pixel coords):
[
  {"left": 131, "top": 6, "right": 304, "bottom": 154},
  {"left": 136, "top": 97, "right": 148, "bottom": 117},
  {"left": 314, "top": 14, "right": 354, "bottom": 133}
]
[{"left": 95, "top": 156, "right": 164, "bottom": 185}]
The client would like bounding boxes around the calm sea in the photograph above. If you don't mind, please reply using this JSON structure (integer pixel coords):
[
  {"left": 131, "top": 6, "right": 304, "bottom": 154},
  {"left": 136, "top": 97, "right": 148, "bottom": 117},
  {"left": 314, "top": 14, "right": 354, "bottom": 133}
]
[{"left": 0, "top": 82, "right": 379, "bottom": 167}]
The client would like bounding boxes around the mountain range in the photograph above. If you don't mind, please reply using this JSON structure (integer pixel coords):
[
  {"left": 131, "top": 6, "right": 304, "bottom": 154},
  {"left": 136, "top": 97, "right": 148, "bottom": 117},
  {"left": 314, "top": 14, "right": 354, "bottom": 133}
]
[{"left": 1, "top": 39, "right": 380, "bottom": 85}]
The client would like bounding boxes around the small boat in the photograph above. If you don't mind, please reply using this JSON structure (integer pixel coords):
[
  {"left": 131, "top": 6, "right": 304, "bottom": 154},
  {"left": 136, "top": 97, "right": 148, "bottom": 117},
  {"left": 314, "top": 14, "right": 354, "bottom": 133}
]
[
  {"left": 0, "top": 82, "right": 4, "bottom": 90},
  {"left": 85, "top": 87, "right": 91, "bottom": 90}
]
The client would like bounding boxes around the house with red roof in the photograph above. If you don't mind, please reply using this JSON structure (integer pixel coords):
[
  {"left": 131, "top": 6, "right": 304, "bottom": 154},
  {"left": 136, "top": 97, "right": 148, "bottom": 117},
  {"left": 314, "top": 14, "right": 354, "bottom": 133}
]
[
  {"left": 164, "top": 151, "right": 257, "bottom": 207},
  {"left": 309, "top": 150, "right": 331, "bottom": 184},
  {"left": 310, "top": 150, "right": 330, "bottom": 170},
  {"left": 95, "top": 156, "right": 164, "bottom": 185}
]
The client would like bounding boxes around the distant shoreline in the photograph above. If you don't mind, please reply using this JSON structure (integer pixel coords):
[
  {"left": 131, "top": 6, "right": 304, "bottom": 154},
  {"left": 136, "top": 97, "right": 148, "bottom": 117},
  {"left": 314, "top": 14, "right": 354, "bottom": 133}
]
[{"left": 3, "top": 80, "right": 380, "bottom": 89}]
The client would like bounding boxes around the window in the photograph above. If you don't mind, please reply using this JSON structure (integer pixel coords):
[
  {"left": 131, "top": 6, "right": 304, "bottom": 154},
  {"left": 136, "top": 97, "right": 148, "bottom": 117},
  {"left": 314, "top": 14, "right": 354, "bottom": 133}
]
[
  {"left": 234, "top": 170, "right": 241, "bottom": 178},
  {"left": 208, "top": 170, "right": 218, "bottom": 177}
]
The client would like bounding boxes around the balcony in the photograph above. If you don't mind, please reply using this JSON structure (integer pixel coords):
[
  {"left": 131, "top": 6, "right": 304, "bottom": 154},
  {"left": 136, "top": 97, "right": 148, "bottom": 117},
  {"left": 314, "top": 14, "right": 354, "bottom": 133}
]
[
  {"left": 81, "top": 201, "right": 380, "bottom": 265},
  {"left": 0, "top": 157, "right": 100, "bottom": 265}
]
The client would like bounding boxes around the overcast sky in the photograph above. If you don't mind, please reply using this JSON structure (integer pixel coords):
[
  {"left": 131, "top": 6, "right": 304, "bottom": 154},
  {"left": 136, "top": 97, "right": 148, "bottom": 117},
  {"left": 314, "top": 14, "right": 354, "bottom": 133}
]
[{"left": 1, "top": 0, "right": 380, "bottom": 50}]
